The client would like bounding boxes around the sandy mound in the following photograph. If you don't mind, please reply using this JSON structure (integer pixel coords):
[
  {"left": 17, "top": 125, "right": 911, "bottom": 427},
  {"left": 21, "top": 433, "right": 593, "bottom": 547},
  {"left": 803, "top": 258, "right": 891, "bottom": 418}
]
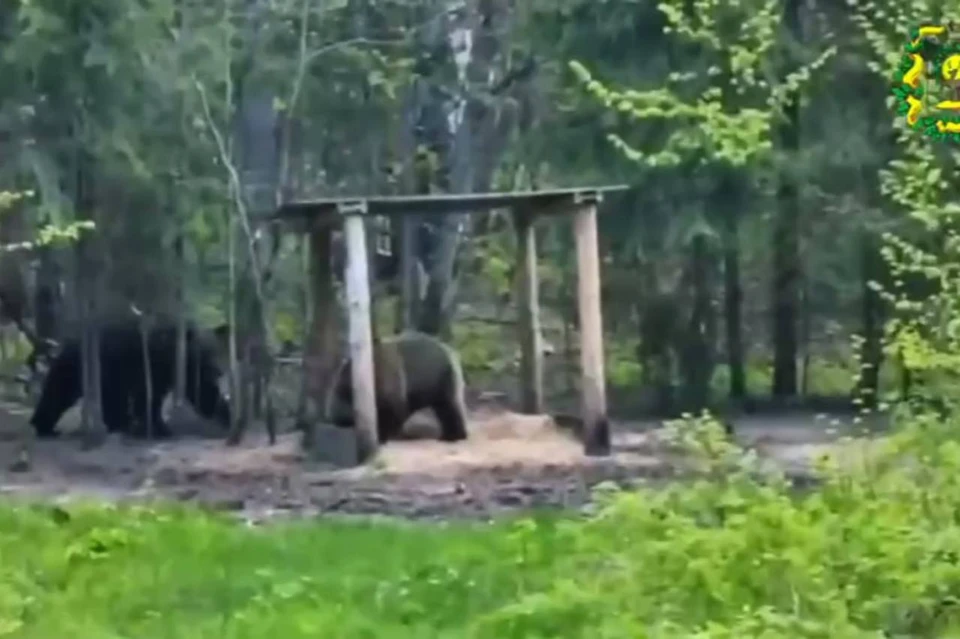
[{"left": 373, "top": 411, "right": 587, "bottom": 476}]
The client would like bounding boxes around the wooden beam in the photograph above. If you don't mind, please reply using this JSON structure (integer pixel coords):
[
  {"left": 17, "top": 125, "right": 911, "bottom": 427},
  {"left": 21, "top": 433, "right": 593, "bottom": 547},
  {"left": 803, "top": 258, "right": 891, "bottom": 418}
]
[
  {"left": 514, "top": 209, "right": 544, "bottom": 414},
  {"left": 573, "top": 197, "right": 611, "bottom": 456},
  {"left": 268, "top": 185, "right": 631, "bottom": 224},
  {"left": 342, "top": 208, "right": 379, "bottom": 462}
]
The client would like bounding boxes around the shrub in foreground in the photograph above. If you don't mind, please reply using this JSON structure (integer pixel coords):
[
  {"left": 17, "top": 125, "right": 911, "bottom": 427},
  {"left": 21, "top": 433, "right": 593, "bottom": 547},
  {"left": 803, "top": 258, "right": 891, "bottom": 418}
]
[{"left": 481, "top": 414, "right": 960, "bottom": 638}]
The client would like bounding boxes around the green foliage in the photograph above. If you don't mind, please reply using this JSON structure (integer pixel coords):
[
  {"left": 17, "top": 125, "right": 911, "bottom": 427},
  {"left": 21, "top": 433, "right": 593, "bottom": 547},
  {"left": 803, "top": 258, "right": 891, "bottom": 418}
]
[
  {"left": 563, "top": 0, "right": 844, "bottom": 403},
  {"left": 0, "top": 192, "right": 27, "bottom": 213},
  {"left": 569, "top": 0, "right": 836, "bottom": 169},
  {"left": 373, "top": 297, "right": 397, "bottom": 337},
  {"left": 872, "top": 221, "right": 960, "bottom": 407},
  {"left": 6, "top": 415, "right": 960, "bottom": 636},
  {"left": 804, "top": 358, "right": 857, "bottom": 396},
  {"left": 570, "top": 61, "right": 772, "bottom": 168},
  {"left": 0, "top": 0, "right": 425, "bottom": 338},
  {"left": 193, "top": 303, "right": 228, "bottom": 332},
  {"left": 606, "top": 336, "right": 643, "bottom": 387},
  {"left": 843, "top": 2, "right": 960, "bottom": 412},
  {"left": 25, "top": 220, "right": 97, "bottom": 250},
  {"left": 710, "top": 361, "right": 774, "bottom": 398},
  {"left": 710, "top": 356, "right": 854, "bottom": 401},
  {"left": 0, "top": 190, "right": 95, "bottom": 252},
  {"left": 471, "top": 231, "right": 515, "bottom": 300},
  {"left": 451, "top": 322, "right": 511, "bottom": 378},
  {"left": 273, "top": 311, "right": 301, "bottom": 346}
]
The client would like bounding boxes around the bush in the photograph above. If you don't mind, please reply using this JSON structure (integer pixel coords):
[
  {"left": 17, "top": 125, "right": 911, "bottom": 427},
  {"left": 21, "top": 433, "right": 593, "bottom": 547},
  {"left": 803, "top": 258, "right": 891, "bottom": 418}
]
[
  {"left": 451, "top": 321, "right": 512, "bottom": 379},
  {"left": 606, "top": 336, "right": 643, "bottom": 388}
]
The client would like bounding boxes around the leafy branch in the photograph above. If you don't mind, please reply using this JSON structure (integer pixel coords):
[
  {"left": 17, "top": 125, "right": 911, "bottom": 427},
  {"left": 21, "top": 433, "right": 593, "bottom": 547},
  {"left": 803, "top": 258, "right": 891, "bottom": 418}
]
[
  {"left": 0, "top": 190, "right": 95, "bottom": 252},
  {"left": 569, "top": 0, "right": 835, "bottom": 168}
]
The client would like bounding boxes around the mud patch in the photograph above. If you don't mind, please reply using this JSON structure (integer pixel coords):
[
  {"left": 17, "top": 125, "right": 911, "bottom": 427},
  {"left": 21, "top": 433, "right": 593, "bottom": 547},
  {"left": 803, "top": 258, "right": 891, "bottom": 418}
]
[{"left": 0, "top": 402, "right": 881, "bottom": 522}]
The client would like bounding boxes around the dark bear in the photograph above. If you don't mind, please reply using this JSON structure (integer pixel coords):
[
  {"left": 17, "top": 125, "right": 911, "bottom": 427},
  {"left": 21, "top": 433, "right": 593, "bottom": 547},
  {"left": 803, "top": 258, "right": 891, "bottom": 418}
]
[
  {"left": 30, "top": 318, "right": 230, "bottom": 438},
  {"left": 325, "top": 331, "right": 469, "bottom": 443}
]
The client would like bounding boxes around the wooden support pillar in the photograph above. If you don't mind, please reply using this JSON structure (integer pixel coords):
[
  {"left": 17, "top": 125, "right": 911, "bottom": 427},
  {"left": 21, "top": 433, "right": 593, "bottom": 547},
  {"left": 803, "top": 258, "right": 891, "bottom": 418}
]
[
  {"left": 573, "top": 195, "right": 611, "bottom": 456},
  {"left": 514, "top": 208, "right": 544, "bottom": 414},
  {"left": 341, "top": 203, "right": 379, "bottom": 462}
]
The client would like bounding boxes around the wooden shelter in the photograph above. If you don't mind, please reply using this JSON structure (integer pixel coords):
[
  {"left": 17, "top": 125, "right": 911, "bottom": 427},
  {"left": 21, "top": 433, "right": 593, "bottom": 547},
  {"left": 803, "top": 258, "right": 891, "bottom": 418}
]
[{"left": 264, "top": 185, "right": 629, "bottom": 461}]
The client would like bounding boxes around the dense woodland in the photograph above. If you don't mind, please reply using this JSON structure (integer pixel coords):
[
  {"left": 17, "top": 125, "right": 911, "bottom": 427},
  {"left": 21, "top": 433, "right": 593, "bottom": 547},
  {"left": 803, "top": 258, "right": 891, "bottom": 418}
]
[
  {"left": 0, "top": 0, "right": 956, "bottom": 443},
  {"left": 6, "top": 3, "right": 960, "bottom": 634}
]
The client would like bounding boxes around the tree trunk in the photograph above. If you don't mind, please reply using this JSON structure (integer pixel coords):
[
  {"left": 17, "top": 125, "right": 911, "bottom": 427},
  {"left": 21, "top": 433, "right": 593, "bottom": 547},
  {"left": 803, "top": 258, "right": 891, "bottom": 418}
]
[
  {"left": 563, "top": 261, "right": 577, "bottom": 398},
  {"left": 301, "top": 225, "right": 341, "bottom": 455},
  {"left": 417, "top": 217, "right": 461, "bottom": 339},
  {"left": 417, "top": 97, "right": 470, "bottom": 338},
  {"left": 771, "top": 0, "right": 802, "bottom": 398},
  {"left": 28, "top": 243, "right": 61, "bottom": 386},
  {"left": 77, "top": 237, "right": 106, "bottom": 444},
  {"left": 397, "top": 146, "right": 429, "bottom": 332},
  {"left": 637, "top": 266, "right": 677, "bottom": 415},
  {"left": 138, "top": 316, "right": 155, "bottom": 438},
  {"left": 680, "top": 233, "right": 716, "bottom": 411},
  {"left": 174, "top": 230, "right": 187, "bottom": 406},
  {"left": 856, "top": 232, "right": 884, "bottom": 408},
  {"left": 799, "top": 271, "right": 811, "bottom": 396},
  {"left": 398, "top": 216, "right": 420, "bottom": 332},
  {"left": 34, "top": 246, "right": 60, "bottom": 344},
  {"left": 75, "top": 147, "right": 106, "bottom": 445},
  {"left": 295, "top": 234, "right": 311, "bottom": 423},
  {"left": 414, "top": 0, "right": 515, "bottom": 337},
  {"left": 80, "top": 316, "right": 104, "bottom": 442},
  {"left": 721, "top": 196, "right": 745, "bottom": 401},
  {"left": 228, "top": 0, "right": 281, "bottom": 440},
  {"left": 226, "top": 215, "right": 244, "bottom": 445}
]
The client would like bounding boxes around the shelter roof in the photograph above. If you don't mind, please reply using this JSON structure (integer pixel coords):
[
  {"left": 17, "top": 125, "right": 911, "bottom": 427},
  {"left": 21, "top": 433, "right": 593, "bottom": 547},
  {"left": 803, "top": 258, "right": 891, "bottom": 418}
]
[{"left": 260, "top": 185, "right": 630, "bottom": 227}]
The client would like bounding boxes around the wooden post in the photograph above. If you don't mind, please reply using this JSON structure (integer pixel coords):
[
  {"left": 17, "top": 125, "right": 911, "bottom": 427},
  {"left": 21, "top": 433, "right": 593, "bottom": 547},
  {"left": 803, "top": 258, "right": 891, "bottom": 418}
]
[
  {"left": 514, "top": 208, "right": 544, "bottom": 414},
  {"left": 341, "top": 203, "right": 379, "bottom": 461},
  {"left": 573, "top": 194, "right": 611, "bottom": 456}
]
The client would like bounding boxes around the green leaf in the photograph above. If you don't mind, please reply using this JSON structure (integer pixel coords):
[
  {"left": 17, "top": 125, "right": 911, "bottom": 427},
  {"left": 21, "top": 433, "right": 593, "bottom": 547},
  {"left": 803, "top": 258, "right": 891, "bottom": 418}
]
[{"left": 83, "top": 40, "right": 116, "bottom": 75}]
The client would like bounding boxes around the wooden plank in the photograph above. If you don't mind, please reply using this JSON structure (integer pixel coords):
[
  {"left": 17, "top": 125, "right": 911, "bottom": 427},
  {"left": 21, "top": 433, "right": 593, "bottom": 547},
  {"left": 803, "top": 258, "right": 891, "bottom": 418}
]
[
  {"left": 342, "top": 210, "right": 379, "bottom": 462},
  {"left": 573, "top": 198, "right": 611, "bottom": 456},
  {"left": 514, "top": 209, "right": 544, "bottom": 414}
]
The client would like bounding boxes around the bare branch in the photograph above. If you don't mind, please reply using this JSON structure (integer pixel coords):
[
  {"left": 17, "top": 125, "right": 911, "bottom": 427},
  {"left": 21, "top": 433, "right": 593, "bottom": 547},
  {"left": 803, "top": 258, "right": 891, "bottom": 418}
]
[{"left": 191, "top": 76, "right": 269, "bottom": 333}]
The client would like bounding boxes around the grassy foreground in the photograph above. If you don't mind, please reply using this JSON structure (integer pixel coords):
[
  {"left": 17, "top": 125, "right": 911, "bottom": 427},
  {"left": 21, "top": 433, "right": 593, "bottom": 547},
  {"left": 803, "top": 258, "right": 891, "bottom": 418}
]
[{"left": 2, "top": 416, "right": 960, "bottom": 638}]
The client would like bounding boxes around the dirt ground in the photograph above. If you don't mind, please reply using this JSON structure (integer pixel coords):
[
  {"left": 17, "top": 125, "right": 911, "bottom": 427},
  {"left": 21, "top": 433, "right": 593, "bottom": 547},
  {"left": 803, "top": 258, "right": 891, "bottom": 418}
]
[{"left": 0, "top": 400, "right": 885, "bottom": 523}]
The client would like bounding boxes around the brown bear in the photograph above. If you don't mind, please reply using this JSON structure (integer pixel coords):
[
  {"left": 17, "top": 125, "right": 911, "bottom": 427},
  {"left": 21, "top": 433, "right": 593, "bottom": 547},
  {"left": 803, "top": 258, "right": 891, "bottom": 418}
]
[
  {"left": 325, "top": 331, "right": 469, "bottom": 443},
  {"left": 30, "top": 317, "right": 230, "bottom": 438}
]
